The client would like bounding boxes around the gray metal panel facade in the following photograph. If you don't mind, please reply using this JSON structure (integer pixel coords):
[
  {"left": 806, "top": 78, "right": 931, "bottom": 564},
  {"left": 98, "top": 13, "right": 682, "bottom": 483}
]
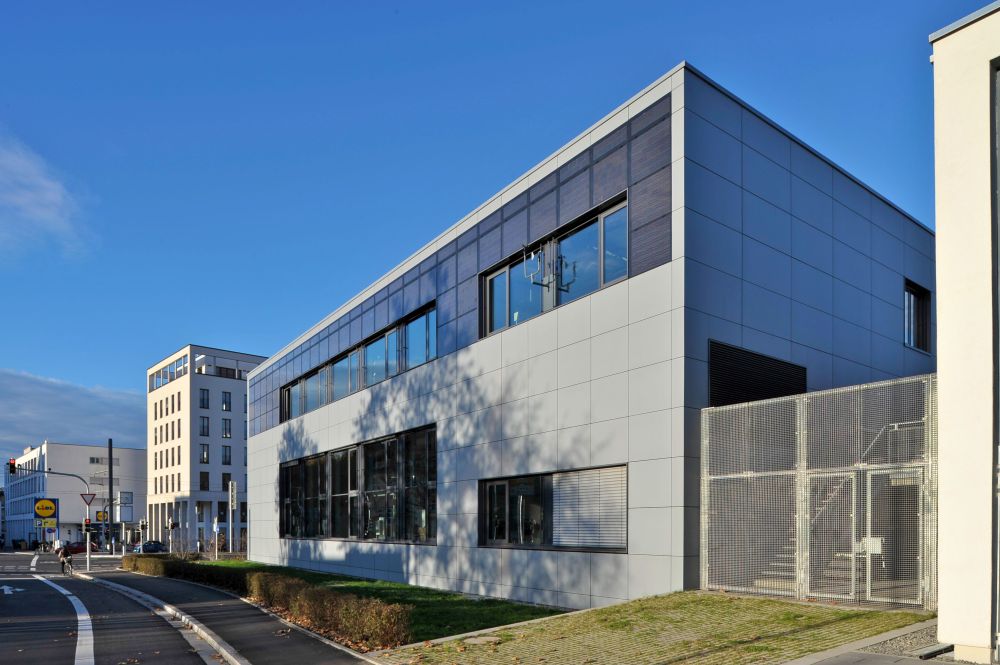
[{"left": 246, "top": 64, "right": 936, "bottom": 609}]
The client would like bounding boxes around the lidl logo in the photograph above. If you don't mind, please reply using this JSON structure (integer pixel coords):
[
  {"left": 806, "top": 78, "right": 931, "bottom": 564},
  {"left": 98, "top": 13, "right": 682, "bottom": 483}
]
[{"left": 34, "top": 498, "right": 58, "bottom": 519}]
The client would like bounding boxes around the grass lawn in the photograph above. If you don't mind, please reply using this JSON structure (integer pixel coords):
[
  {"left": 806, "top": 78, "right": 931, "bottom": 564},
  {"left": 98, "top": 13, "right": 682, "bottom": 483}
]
[
  {"left": 197, "top": 559, "right": 562, "bottom": 642},
  {"left": 376, "top": 590, "right": 931, "bottom": 665}
]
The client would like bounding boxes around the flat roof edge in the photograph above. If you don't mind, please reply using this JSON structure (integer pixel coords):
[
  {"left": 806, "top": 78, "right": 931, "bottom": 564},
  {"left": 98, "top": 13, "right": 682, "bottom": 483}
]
[
  {"left": 680, "top": 64, "right": 931, "bottom": 235},
  {"left": 929, "top": 1, "right": 1000, "bottom": 42}
]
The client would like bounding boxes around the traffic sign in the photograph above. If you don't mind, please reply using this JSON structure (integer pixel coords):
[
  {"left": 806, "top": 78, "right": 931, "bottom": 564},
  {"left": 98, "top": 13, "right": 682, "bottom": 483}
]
[
  {"left": 34, "top": 498, "right": 58, "bottom": 519},
  {"left": 45, "top": 528, "right": 55, "bottom": 534},
  {"left": 34, "top": 519, "right": 42, "bottom": 528},
  {"left": 41, "top": 518, "right": 56, "bottom": 528},
  {"left": 80, "top": 493, "right": 96, "bottom": 506},
  {"left": 96, "top": 510, "right": 107, "bottom": 521}
]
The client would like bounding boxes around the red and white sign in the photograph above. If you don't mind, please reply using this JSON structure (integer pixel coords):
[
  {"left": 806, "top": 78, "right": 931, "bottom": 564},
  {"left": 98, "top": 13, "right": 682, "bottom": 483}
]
[{"left": 80, "top": 493, "right": 96, "bottom": 506}]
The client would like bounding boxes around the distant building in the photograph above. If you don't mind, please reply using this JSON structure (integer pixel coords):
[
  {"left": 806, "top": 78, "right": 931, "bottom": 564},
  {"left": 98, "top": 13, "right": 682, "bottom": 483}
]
[
  {"left": 4, "top": 441, "right": 147, "bottom": 545},
  {"left": 146, "top": 345, "right": 265, "bottom": 550}
]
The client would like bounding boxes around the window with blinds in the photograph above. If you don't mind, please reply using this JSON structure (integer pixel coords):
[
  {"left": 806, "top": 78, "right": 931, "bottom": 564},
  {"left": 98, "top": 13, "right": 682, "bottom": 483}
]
[
  {"left": 553, "top": 466, "right": 627, "bottom": 549},
  {"left": 479, "top": 465, "right": 627, "bottom": 551}
]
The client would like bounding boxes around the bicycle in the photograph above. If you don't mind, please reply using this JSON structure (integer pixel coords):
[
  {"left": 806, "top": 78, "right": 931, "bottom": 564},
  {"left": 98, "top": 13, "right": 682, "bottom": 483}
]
[{"left": 63, "top": 557, "right": 74, "bottom": 576}]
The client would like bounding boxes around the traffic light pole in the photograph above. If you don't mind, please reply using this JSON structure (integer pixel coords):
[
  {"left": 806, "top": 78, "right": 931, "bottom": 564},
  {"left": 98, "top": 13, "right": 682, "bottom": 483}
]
[{"left": 85, "top": 506, "right": 91, "bottom": 573}]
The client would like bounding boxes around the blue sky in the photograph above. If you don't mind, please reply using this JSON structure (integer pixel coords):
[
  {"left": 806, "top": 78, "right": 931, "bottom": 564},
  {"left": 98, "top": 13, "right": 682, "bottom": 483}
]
[{"left": 0, "top": 1, "right": 982, "bottom": 463}]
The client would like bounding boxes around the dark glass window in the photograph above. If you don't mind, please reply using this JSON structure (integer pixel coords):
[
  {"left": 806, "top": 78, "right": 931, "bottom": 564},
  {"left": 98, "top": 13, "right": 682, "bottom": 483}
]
[
  {"left": 603, "top": 207, "right": 629, "bottom": 283},
  {"left": 507, "top": 475, "right": 546, "bottom": 545},
  {"left": 199, "top": 416, "right": 209, "bottom": 437},
  {"left": 404, "top": 309, "right": 437, "bottom": 370},
  {"left": 199, "top": 444, "right": 209, "bottom": 464},
  {"left": 387, "top": 330, "right": 399, "bottom": 377},
  {"left": 904, "top": 280, "right": 931, "bottom": 352},
  {"left": 557, "top": 221, "right": 600, "bottom": 305},
  {"left": 349, "top": 351, "right": 360, "bottom": 393},
  {"left": 331, "top": 449, "right": 356, "bottom": 538},
  {"left": 278, "top": 427, "right": 435, "bottom": 544},
  {"left": 304, "top": 372, "right": 321, "bottom": 411},
  {"left": 199, "top": 471, "right": 209, "bottom": 491},
  {"left": 479, "top": 466, "right": 627, "bottom": 551},
  {"left": 406, "top": 318, "right": 427, "bottom": 368},
  {"left": 199, "top": 389, "right": 209, "bottom": 409},
  {"left": 365, "top": 336, "right": 387, "bottom": 386},
  {"left": 332, "top": 356, "right": 350, "bottom": 400},
  {"left": 222, "top": 391, "right": 232, "bottom": 412},
  {"left": 509, "top": 252, "right": 544, "bottom": 327},
  {"left": 363, "top": 439, "right": 395, "bottom": 540},
  {"left": 488, "top": 271, "right": 507, "bottom": 333},
  {"left": 289, "top": 382, "right": 302, "bottom": 418},
  {"left": 484, "top": 203, "right": 628, "bottom": 335},
  {"left": 222, "top": 445, "right": 232, "bottom": 466},
  {"left": 303, "top": 454, "right": 328, "bottom": 538},
  {"left": 403, "top": 430, "right": 437, "bottom": 542},
  {"left": 222, "top": 472, "right": 231, "bottom": 492},
  {"left": 222, "top": 418, "right": 232, "bottom": 439}
]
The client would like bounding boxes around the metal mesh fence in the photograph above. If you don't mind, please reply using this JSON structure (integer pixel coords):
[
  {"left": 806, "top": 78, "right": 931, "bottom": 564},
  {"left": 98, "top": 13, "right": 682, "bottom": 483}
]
[{"left": 701, "top": 374, "right": 937, "bottom": 610}]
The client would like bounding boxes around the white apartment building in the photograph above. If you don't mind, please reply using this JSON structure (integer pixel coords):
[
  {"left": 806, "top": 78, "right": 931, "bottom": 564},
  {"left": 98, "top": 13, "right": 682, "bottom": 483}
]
[
  {"left": 4, "top": 440, "right": 146, "bottom": 546},
  {"left": 147, "top": 345, "right": 265, "bottom": 550}
]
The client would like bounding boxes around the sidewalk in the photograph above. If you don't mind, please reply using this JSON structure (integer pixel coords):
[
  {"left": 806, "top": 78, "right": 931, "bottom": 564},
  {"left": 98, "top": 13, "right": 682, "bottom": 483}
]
[{"left": 93, "top": 570, "right": 363, "bottom": 665}]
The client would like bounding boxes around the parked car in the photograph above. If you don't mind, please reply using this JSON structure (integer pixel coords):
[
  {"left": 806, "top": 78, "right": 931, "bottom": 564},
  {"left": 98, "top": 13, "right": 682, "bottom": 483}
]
[
  {"left": 133, "top": 541, "right": 166, "bottom": 553},
  {"left": 63, "top": 541, "right": 98, "bottom": 554}
]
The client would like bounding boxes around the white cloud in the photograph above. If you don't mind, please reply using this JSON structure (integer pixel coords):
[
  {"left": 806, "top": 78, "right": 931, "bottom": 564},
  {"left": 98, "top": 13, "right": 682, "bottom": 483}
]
[
  {"left": 0, "top": 134, "right": 84, "bottom": 257},
  {"left": 0, "top": 369, "right": 144, "bottom": 477}
]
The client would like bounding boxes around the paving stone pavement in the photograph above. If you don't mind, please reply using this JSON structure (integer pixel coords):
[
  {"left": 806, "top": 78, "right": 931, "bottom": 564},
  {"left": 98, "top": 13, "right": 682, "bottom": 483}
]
[{"left": 810, "top": 654, "right": 924, "bottom": 664}]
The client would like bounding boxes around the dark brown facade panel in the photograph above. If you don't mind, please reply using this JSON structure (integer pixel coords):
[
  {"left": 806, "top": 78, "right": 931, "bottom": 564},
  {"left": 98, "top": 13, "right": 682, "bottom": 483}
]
[
  {"left": 629, "top": 165, "right": 672, "bottom": 229},
  {"left": 629, "top": 213, "right": 672, "bottom": 277},
  {"left": 593, "top": 146, "right": 628, "bottom": 205},
  {"left": 528, "top": 189, "right": 558, "bottom": 244},
  {"left": 630, "top": 119, "right": 672, "bottom": 185},
  {"left": 559, "top": 168, "right": 592, "bottom": 225}
]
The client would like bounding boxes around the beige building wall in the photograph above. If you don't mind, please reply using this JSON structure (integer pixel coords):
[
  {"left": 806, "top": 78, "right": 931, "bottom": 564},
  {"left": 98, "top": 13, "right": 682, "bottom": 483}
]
[{"left": 931, "top": 4, "right": 1000, "bottom": 663}]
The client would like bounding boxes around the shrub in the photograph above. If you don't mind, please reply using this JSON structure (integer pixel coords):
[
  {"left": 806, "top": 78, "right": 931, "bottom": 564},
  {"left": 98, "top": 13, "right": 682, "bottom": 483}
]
[{"left": 122, "top": 556, "right": 412, "bottom": 650}]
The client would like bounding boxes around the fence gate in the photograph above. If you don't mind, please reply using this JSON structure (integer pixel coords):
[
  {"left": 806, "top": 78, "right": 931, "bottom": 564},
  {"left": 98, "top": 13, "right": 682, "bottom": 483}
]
[{"left": 701, "top": 374, "right": 937, "bottom": 610}]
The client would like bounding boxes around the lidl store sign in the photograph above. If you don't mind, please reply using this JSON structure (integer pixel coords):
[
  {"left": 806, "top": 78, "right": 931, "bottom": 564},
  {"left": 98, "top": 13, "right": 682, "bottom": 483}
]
[{"left": 34, "top": 498, "right": 58, "bottom": 519}]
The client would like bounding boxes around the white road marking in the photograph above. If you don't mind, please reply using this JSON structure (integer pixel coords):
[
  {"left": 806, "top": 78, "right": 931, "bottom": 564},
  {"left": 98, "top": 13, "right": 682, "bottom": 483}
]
[
  {"left": 34, "top": 575, "right": 94, "bottom": 665},
  {"left": 1, "top": 584, "right": 25, "bottom": 595},
  {"left": 29, "top": 555, "right": 38, "bottom": 571}
]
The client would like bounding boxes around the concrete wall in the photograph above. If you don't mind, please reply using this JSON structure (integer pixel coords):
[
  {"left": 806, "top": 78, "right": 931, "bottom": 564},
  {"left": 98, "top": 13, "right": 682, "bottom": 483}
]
[
  {"left": 931, "top": 7, "right": 1000, "bottom": 663},
  {"left": 250, "top": 263, "right": 680, "bottom": 609}
]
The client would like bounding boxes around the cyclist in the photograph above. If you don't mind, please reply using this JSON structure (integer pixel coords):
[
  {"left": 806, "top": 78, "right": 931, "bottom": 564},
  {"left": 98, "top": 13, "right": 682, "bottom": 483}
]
[{"left": 55, "top": 544, "right": 73, "bottom": 575}]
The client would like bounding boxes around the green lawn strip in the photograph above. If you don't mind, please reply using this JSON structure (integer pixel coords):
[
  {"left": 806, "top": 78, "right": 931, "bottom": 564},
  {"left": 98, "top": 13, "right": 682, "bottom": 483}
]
[
  {"left": 196, "top": 559, "right": 562, "bottom": 641},
  {"left": 377, "top": 591, "right": 930, "bottom": 665}
]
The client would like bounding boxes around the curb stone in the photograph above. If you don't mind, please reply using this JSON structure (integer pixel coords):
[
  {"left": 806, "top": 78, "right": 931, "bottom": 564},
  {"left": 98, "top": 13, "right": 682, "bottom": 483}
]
[{"left": 105, "top": 567, "right": 382, "bottom": 664}]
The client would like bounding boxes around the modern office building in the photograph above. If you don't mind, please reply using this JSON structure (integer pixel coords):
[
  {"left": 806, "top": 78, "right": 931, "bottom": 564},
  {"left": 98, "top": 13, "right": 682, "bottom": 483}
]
[
  {"left": 146, "top": 345, "right": 265, "bottom": 550},
  {"left": 4, "top": 440, "right": 147, "bottom": 546},
  {"left": 247, "top": 62, "right": 935, "bottom": 609},
  {"left": 931, "top": 3, "right": 1000, "bottom": 663}
]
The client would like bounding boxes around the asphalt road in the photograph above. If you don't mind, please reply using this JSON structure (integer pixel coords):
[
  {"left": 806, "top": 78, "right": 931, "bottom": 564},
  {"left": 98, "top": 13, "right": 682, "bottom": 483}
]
[{"left": 0, "top": 552, "right": 205, "bottom": 665}]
